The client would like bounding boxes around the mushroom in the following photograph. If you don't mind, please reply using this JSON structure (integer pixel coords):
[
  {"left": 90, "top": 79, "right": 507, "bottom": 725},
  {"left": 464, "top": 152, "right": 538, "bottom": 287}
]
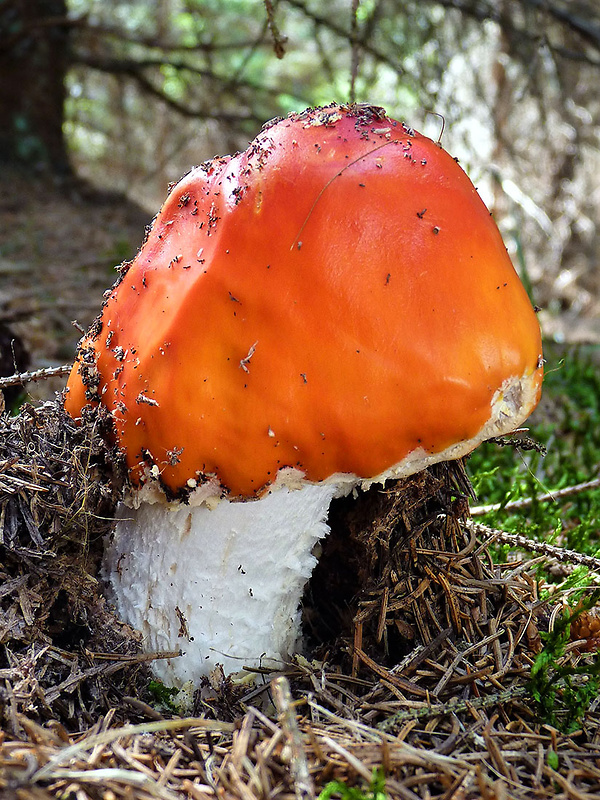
[{"left": 64, "top": 103, "right": 543, "bottom": 686}]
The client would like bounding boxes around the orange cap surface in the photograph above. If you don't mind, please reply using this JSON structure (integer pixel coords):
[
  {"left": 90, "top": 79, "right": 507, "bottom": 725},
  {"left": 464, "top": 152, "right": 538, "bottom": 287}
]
[{"left": 65, "top": 104, "right": 543, "bottom": 497}]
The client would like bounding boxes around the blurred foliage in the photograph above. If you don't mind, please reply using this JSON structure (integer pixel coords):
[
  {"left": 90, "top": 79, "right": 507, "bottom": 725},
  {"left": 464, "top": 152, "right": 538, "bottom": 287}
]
[
  {"left": 58, "top": 2, "right": 600, "bottom": 190},
  {"left": 3, "top": 1, "right": 600, "bottom": 336},
  {"left": 63, "top": 0, "right": 434, "bottom": 191}
]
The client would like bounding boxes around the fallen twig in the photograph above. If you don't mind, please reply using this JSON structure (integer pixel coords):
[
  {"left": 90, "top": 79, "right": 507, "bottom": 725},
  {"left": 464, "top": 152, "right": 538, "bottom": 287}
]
[
  {"left": 0, "top": 364, "right": 72, "bottom": 389},
  {"left": 470, "top": 477, "right": 600, "bottom": 517},
  {"left": 469, "top": 519, "right": 600, "bottom": 573},
  {"left": 377, "top": 685, "right": 528, "bottom": 732},
  {"left": 272, "top": 676, "right": 315, "bottom": 800}
]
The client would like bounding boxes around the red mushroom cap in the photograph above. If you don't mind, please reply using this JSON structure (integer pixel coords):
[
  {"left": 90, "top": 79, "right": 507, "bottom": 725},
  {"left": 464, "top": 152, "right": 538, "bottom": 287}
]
[{"left": 65, "top": 104, "right": 543, "bottom": 497}]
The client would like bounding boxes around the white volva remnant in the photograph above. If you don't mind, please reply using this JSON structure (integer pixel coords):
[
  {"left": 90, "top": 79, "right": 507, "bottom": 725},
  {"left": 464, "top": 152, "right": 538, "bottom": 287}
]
[{"left": 103, "top": 482, "right": 337, "bottom": 685}]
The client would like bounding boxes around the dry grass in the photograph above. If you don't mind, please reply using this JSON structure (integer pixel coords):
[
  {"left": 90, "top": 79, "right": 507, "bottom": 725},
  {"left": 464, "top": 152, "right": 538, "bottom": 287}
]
[{"left": 2, "top": 399, "right": 600, "bottom": 799}]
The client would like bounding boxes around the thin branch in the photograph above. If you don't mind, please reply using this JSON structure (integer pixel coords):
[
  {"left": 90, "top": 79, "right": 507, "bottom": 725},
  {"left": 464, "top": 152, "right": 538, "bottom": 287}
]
[
  {"left": 73, "top": 54, "right": 261, "bottom": 124},
  {"left": 2, "top": 11, "right": 272, "bottom": 56},
  {"left": 284, "top": 0, "right": 404, "bottom": 78},
  {"left": 0, "top": 365, "right": 72, "bottom": 390},
  {"left": 431, "top": 0, "right": 600, "bottom": 62},
  {"left": 264, "top": 0, "right": 287, "bottom": 58},
  {"left": 74, "top": 52, "right": 312, "bottom": 117},
  {"left": 75, "top": 52, "right": 282, "bottom": 99},
  {"left": 224, "top": 17, "right": 272, "bottom": 92},
  {"left": 521, "top": 0, "right": 600, "bottom": 53},
  {"left": 468, "top": 520, "right": 600, "bottom": 574},
  {"left": 470, "top": 478, "right": 600, "bottom": 517},
  {"left": 349, "top": 0, "right": 361, "bottom": 102},
  {"left": 83, "top": 22, "right": 270, "bottom": 54},
  {"left": 272, "top": 676, "right": 315, "bottom": 800}
]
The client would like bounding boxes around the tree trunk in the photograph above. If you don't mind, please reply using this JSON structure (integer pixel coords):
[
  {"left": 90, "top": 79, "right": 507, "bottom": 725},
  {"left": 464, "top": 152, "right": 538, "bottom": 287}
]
[{"left": 0, "top": 0, "right": 71, "bottom": 175}]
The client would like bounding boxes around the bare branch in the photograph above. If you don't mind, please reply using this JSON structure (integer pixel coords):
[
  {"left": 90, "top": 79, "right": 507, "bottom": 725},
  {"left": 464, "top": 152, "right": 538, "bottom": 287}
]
[
  {"left": 349, "top": 0, "right": 361, "bottom": 103},
  {"left": 431, "top": 0, "right": 600, "bottom": 63},
  {"left": 522, "top": 0, "right": 600, "bottom": 52},
  {"left": 468, "top": 520, "right": 600, "bottom": 575},
  {"left": 0, "top": 365, "right": 72, "bottom": 390},
  {"left": 264, "top": 0, "right": 287, "bottom": 58},
  {"left": 82, "top": 23, "right": 270, "bottom": 54},
  {"left": 73, "top": 52, "right": 311, "bottom": 119},
  {"left": 284, "top": 0, "right": 405, "bottom": 78},
  {"left": 470, "top": 478, "right": 600, "bottom": 517}
]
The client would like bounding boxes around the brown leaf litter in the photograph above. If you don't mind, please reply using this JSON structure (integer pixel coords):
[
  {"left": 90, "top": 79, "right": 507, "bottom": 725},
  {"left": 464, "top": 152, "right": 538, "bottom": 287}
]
[{"left": 1, "top": 398, "right": 600, "bottom": 799}]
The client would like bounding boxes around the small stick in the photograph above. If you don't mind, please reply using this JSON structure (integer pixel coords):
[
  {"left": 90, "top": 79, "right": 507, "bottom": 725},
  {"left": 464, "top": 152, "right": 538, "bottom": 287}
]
[
  {"left": 271, "top": 676, "right": 315, "bottom": 800},
  {"left": 0, "top": 364, "right": 72, "bottom": 389},
  {"left": 468, "top": 520, "right": 600, "bottom": 573},
  {"left": 377, "top": 685, "right": 527, "bottom": 732},
  {"left": 470, "top": 477, "right": 600, "bottom": 517}
]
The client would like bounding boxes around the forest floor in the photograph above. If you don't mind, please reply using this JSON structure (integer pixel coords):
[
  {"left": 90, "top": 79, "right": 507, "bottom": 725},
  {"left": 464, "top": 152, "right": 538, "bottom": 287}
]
[
  {"left": 0, "top": 167, "right": 150, "bottom": 401},
  {"left": 2, "top": 168, "right": 600, "bottom": 800}
]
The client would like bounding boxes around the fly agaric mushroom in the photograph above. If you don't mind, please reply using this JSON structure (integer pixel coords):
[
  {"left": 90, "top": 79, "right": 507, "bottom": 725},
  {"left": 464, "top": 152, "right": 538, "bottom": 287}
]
[{"left": 65, "top": 104, "right": 543, "bottom": 686}]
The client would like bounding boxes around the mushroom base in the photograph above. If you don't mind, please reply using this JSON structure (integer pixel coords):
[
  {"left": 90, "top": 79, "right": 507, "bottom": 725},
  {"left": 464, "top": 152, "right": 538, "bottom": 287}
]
[{"left": 102, "top": 483, "right": 337, "bottom": 686}]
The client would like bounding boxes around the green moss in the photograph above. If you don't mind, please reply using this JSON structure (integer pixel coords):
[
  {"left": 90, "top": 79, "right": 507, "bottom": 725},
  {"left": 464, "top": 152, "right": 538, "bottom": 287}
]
[
  {"left": 528, "top": 590, "right": 600, "bottom": 732},
  {"left": 318, "top": 768, "right": 387, "bottom": 800},
  {"left": 468, "top": 343, "right": 600, "bottom": 560}
]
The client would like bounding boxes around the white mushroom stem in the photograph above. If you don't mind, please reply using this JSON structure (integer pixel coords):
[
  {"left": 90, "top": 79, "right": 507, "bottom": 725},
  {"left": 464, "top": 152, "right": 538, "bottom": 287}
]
[{"left": 103, "top": 482, "right": 338, "bottom": 686}]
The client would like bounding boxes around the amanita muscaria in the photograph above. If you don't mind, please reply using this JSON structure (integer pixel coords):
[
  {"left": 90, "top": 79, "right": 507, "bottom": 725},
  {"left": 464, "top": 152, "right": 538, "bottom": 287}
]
[{"left": 65, "top": 103, "right": 543, "bottom": 685}]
